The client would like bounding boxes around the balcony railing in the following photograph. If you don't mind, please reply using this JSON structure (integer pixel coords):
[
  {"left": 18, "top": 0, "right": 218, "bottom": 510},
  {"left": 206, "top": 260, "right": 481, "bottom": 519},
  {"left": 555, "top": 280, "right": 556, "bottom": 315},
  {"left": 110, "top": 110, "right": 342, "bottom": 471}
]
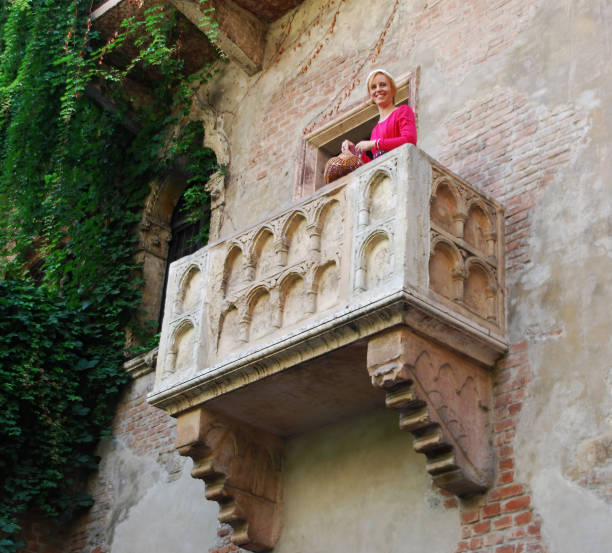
[
  {"left": 148, "top": 144, "right": 507, "bottom": 551},
  {"left": 151, "top": 144, "right": 505, "bottom": 413}
]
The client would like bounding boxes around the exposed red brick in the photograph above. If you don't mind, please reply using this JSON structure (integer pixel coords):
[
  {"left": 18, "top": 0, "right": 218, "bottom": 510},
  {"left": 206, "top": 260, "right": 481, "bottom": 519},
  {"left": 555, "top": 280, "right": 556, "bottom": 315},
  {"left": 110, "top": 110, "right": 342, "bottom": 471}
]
[
  {"left": 482, "top": 502, "right": 501, "bottom": 518},
  {"left": 493, "top": 515, "right": 514, "bottom": 530},
  {"left": 461, "top": 509, "right": 481, "bottom": 524},
  {"left": 503, "top": 496, "right": 531, "bottom": 513},
  {"left": 498, "top": 471, "right": 515, "bottom": 485},
  {"left": 484, "top": 532, "right": 505, "bottom": 547},
  {"left": 528, "top": 521, "right": 542, "bottom": 536},
  {"left": 489, "top": 484, "right": 524, "bottom": 501},
  {"left": 472, "top": 520, "right": 491, "bottom": 535}
]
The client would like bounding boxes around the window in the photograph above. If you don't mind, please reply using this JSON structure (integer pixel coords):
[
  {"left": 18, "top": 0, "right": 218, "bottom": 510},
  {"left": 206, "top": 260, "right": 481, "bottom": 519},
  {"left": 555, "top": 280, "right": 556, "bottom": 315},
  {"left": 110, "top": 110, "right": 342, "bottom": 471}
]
[
  {"left": 296, "top": 70, "right": 419, "bottom": 197},
  {"left": 158, "top": 186, "right": 210, "bottom": 326}
]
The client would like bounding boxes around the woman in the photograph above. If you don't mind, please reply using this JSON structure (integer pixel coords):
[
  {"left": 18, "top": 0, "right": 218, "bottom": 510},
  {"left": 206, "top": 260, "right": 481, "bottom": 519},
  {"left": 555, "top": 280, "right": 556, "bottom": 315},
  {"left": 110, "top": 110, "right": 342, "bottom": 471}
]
[{"left": 341, "top": 69, "right": 417, "bottom": 162}]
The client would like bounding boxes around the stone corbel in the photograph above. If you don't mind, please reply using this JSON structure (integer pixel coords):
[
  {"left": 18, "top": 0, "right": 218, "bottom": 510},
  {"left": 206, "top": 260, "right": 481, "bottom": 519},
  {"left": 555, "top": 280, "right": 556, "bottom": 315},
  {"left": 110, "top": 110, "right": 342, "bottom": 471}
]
[
  {"left": 366, "top": 327, "right": 494, "bottom": 496},
  {"left": 176, "top": 407, "right": 284, "bottom": 552}
]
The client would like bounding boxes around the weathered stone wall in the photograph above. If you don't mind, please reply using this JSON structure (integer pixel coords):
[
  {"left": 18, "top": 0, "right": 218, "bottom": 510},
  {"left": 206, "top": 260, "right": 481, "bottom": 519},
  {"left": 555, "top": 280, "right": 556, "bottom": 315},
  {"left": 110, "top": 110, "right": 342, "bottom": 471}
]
[{"left": 24, "top": 0, "right": 611, "bottom": 552}]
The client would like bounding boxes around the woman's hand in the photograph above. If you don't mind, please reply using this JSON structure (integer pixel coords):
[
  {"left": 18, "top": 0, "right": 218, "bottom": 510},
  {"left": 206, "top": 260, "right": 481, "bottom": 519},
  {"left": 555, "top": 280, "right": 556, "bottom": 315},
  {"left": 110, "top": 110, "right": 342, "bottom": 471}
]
[
  {"left": 355, "top": 140, "right": 376, "bottom": 153},
  {"left": 341, "top": 140, "right": 355, "bottom": 153}
]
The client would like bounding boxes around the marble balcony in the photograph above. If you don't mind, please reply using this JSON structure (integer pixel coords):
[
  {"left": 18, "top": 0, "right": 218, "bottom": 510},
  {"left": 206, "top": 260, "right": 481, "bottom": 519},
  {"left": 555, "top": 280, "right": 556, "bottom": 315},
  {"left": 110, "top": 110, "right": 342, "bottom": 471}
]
[{"left": 149, "top": 144, "right": 507, "bottom": 551}]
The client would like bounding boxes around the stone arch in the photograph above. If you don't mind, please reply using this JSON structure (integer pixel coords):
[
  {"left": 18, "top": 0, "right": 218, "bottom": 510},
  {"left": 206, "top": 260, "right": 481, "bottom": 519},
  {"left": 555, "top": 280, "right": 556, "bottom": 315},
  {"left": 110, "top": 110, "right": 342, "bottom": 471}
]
[
  {"left": 366, "top": 170, "right": 394, "bottom": 223},
  {"left": 177, "top": 264, "right": 203, "bottom": 314},
  {"left": 223, "top": 243, "right": 245, "bottom": 296},
  {"left": 136, "top": 172, "right": 189, "bottom": 327},
  {"left": 217, "top": 304, "right": 241, "bottom": 355},
  {"left": 279, "top": 272, "right": 308, "bottom": 327},
  {"left": 168, "top": 319, "right": 196, "bottom": 376},
  {"left": 315, "top": 261, "right": 340, "bottom": 312},
  {"left": 247, "top": 285, "right": 274, "bottom": 341},
  {"left": 464, "top": 200, "right": 494, "bottom": 255},
  {"left": 135, "top": 117, "right": 224, "bottom": 330},
  {"left": 251, "top": 227, "right": 276, "bottom": 280},
  {"left": 463, "top": 258, "right": 497, "bottom": 321},
  {"left": 317, "top": 199, "right": 343, "bottom": 262},
  {"left": 283, "top": 211, "right": 309, "bottom": 267},
  {"left": 430, "top": 177, "right": 464, "bottom": 236},
  {"left": 359, "top": 230, "right": 392, "bottom": 291},
  {"left": 429, "top": 237, "right": 463, "bottom": 301},
  {"left": 192, "top": 105, "right": 231, "bottom": 242}
]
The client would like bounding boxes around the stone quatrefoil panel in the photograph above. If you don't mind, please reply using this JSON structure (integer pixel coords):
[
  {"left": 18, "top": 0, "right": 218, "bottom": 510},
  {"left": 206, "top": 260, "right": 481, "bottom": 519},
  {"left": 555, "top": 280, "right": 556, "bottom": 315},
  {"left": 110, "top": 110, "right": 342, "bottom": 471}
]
[{"left": 429, "top": 168, "right": 502, "bottom": 324}]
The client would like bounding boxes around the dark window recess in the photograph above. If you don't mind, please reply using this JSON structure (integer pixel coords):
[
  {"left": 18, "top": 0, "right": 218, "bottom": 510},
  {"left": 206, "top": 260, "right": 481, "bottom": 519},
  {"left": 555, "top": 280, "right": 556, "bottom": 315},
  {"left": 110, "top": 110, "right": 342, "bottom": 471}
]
[
  {"left": 167, "top": 193, "right": 208, "bottom": 263},
  {"left": 158, "top": 190, "right": 210, "bottom": 327}
]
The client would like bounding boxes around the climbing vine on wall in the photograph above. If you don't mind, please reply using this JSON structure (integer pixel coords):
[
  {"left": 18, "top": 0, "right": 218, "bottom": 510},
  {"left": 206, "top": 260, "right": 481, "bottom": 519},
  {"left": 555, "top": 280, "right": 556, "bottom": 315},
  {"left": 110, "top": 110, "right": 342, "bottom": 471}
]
[{"left": 0, "top": 1, "right": 219, "bottom": 550}]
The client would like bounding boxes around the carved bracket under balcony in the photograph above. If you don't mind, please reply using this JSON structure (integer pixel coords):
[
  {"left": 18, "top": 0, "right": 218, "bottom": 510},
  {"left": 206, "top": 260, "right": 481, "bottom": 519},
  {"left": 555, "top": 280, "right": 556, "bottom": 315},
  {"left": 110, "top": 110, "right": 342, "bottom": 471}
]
[
  {"left": 367, "top": 327, "right": 493, "bottom": 496},
  {"left": 176, "top": 407, "right": 283, "bottom": 552}
]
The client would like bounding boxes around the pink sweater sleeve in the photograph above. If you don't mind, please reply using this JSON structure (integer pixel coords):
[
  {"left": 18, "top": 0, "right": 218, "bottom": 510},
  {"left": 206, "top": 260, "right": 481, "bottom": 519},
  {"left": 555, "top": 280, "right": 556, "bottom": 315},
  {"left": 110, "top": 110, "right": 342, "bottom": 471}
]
[{"left": 378, "top": 105, "right": 417, "bottom": 151}]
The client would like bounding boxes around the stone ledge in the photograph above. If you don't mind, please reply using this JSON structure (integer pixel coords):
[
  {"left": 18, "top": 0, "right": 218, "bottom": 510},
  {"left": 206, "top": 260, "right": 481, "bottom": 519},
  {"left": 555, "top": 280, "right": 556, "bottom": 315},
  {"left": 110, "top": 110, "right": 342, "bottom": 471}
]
[{"left": 148, "top": 287, "right": 506, "bottom": 417}]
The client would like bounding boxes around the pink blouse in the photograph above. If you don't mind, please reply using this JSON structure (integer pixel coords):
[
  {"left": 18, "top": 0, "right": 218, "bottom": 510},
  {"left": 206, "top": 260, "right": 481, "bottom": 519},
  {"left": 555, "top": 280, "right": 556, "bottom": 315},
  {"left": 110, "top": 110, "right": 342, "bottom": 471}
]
[{"left": 361, "top": 104, "right": 417, "bottom": 163}]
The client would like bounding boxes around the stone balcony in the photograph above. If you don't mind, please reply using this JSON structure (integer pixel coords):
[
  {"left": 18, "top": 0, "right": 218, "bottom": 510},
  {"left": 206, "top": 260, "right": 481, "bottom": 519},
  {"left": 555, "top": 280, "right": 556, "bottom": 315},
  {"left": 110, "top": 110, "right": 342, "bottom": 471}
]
[{"left": 149, "top": 144, "right": 507, "bottom": 551}]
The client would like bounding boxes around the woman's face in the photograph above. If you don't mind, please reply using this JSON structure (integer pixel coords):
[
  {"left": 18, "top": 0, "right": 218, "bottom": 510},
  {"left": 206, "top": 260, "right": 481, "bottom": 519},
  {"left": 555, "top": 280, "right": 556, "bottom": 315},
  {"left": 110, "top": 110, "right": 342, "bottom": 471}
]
[{"left": 369, "top": 73, "right": 394, "bottom": 108}]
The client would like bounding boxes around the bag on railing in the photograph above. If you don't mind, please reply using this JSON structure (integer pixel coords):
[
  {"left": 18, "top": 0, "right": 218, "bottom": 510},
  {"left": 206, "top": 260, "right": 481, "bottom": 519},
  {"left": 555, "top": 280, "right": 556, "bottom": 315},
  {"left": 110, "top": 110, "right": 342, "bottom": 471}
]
[{"left": 324, "top": 148, "right": 363, "bottom": 184}]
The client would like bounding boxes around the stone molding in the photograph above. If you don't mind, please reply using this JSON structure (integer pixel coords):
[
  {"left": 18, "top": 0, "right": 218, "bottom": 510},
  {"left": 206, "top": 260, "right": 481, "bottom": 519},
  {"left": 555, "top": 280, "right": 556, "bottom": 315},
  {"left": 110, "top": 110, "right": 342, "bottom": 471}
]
[{"left": 123, "top": 347, "right": 158, "bottom": 379}]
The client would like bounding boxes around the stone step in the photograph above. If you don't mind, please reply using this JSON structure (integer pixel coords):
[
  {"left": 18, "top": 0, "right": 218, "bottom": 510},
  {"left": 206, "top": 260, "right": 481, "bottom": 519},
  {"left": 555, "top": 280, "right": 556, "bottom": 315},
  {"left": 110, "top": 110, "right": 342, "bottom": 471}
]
[
  {"left": 426, "top": 451, "right": 458, "bottom": 475},
  {"left": 413, "top": 427, "right": 444, "bottom": 453},
  {"left": 399, "top": 406, "right": 432, "bottom": 432}
]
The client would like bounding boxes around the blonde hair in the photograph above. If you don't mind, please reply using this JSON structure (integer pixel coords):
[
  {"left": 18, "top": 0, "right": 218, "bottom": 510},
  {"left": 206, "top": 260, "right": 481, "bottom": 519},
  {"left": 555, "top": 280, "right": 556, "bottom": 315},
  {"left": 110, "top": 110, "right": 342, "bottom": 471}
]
[{"left": 366, "top": 69, "right": 397, "bottom": 102}]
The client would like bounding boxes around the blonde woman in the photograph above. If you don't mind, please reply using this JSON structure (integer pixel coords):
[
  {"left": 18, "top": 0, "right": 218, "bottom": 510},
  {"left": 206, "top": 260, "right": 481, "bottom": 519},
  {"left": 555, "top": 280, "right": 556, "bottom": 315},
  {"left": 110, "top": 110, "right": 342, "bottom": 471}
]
[{"left": 341, "top": 69, "right": 416, "bottom": 162}]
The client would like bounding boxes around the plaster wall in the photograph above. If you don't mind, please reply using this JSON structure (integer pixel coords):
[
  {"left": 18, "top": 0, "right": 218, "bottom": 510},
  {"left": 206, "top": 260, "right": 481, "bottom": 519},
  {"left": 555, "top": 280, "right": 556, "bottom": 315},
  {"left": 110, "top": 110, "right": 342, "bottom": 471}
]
[{"left": 275, "top": 408, "right": 461, "bottom": 553}]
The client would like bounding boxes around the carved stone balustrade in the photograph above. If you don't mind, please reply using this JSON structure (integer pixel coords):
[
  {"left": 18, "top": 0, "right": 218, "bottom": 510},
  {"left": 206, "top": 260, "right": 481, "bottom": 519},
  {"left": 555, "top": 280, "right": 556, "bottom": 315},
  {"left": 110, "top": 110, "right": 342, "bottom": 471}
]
[{"left": 149, "top": 144, "right": 507, "bottom": 551}]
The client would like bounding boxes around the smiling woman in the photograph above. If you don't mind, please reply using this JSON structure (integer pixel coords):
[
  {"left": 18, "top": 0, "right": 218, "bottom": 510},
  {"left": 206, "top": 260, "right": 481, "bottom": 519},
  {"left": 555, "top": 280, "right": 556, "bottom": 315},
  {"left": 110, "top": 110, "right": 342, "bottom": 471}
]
[{"left": 341, "top": 69, "right": 417, "bottom": 162}]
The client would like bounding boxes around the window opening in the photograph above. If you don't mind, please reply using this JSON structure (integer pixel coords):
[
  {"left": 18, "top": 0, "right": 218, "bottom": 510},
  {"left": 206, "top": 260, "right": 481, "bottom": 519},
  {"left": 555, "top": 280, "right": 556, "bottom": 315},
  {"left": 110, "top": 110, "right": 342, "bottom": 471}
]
[
  {"left": 158, "top": 186, "right": 210, "bottom": 327},
  {"left": 297, "top": 70, "right": 418, "bottom": 197}
]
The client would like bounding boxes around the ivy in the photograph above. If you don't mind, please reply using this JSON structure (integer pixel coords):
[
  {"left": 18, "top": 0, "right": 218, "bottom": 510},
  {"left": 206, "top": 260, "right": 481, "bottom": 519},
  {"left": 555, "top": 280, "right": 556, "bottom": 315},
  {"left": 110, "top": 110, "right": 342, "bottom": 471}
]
[{"left": 0, "top": 0, "right": 220, "bottom": 550}]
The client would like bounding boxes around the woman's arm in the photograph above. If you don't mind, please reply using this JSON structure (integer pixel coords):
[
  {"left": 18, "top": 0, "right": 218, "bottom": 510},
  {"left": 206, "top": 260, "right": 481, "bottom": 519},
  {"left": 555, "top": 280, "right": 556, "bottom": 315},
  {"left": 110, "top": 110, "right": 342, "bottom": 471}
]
[{"left": 377, "top": 105, "right": 417, "bottom": 151}]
